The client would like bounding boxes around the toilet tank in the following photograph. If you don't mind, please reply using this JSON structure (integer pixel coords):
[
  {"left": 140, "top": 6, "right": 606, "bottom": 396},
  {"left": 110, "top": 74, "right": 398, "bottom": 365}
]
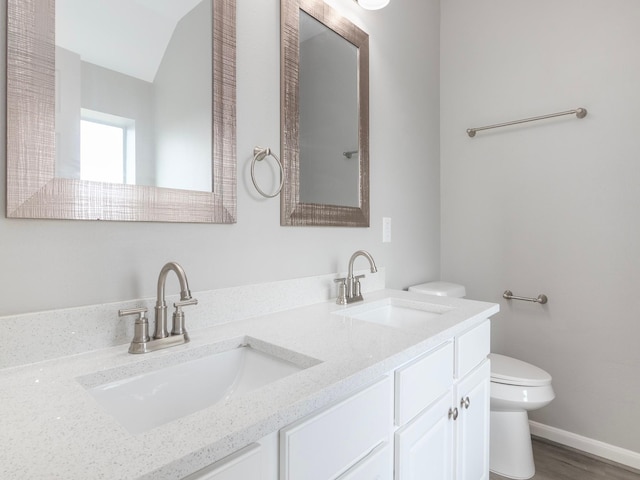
[{"left": 408, "top": 281, "right": 466, "bottom": 298}]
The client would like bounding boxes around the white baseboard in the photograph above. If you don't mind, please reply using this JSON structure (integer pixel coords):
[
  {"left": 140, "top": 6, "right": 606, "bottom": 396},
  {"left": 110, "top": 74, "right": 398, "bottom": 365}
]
[{"left": 529, "top": 421, "right": 640, "bottom": 471}]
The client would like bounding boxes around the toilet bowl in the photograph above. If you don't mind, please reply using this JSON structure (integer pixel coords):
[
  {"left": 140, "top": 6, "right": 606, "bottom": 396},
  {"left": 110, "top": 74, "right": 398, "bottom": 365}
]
[
  {"left": 408, "top": 282, "right": 555, "bottom": 480},
  {"left": 489, "top": 353, "right": 554, "bottom": 479}
]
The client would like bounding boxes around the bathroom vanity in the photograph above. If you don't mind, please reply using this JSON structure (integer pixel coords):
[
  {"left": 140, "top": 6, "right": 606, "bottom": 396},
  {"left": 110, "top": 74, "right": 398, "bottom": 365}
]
[{"left": 0, "top": 289, "right": 498, "bottom": 479}]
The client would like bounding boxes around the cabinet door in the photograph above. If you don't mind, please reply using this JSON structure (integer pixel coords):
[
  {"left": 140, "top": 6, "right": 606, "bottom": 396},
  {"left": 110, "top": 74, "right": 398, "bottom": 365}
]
[
  {"left": 455, "top": 360, "right": 490, "bottom": 480},
  {"left": 395, "top": 391, "right": 455, "bottom": 480}
]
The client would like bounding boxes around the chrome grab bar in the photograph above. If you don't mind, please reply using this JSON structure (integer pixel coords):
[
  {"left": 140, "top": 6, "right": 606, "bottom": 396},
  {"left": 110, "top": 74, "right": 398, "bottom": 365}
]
[
  {"left": 503, "top": 290, "right": 548, "bottom": 305},
  {"left": 467, "top": 107, "right": 587, "bottom": 137}
]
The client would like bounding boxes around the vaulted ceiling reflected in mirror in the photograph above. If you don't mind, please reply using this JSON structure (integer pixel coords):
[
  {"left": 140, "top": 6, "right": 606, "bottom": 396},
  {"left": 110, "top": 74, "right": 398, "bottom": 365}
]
[
  {"left": 281, "top": 0, "right": 370, "bottom": 227},
  {"left": 6, "top": 0, "right": 236, "bottom": 223}
]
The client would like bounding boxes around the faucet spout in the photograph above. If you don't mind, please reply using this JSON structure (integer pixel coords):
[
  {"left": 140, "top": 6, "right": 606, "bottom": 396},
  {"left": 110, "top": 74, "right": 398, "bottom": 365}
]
[
  {"left": 154, "top": 262, "right": 192, "bottom": 339},
  {"left": 157, "top": 261, "right": 192, "bottom": 304},
  {"left": 342, "top": 250, "right": 378, "bottom": 304},
  {"left": 347, "top": 250, "right": 378, "bottom": 279}
]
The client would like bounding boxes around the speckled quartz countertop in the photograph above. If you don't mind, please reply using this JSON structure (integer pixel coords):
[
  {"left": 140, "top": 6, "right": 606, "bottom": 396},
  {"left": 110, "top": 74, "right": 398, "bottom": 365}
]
[{"left": 0, "top": 289, "right": 498, "bottom": 480}]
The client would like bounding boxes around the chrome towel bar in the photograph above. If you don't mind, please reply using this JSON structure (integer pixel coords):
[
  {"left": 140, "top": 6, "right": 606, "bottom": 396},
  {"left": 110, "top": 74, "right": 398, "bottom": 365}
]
[
  {"left": 467, "top": 107, "right": 587, "bottom": 137},
  {"left": 503, "top": 290, "right": 548, "bottom": 305}
]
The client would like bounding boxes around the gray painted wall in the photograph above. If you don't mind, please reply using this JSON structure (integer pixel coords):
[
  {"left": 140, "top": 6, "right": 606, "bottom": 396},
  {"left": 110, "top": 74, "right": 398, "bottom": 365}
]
[
  {"left": 0, "top": 0, "right": 441, "bottom": 316},
  {"left": 441, "top": 0, "right": 640, "bottom": 454}
]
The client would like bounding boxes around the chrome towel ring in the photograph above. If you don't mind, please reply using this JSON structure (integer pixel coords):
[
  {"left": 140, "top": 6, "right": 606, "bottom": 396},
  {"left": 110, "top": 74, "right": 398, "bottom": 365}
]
[{"left": 251, "top": 146, "right": 284, "bottom": 198}]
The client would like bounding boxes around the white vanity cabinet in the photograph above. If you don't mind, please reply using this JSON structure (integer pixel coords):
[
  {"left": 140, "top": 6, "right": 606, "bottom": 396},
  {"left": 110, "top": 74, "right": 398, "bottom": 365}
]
[
  {"left": 182, "top": 320, "right": 491, "bottom": 480},
  {"left": 394, "top": 320, "right": 491, "bottom": 480}
]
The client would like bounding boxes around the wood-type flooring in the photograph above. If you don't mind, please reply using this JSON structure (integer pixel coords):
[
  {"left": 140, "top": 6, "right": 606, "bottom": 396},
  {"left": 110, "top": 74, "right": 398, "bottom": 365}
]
[{"left": 489, "top": 438, "right": 640, "bottom": 480}]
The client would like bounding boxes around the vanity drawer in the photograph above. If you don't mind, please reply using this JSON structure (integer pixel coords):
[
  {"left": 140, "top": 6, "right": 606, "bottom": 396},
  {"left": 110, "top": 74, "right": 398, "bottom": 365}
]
[
  {"left": 184, "top": 443, "right": 262, "bottom": 480},
  {"left": 394, "top": 341, "right": 454, "bottom": 426},
  {"left": 336, "top": 441, "right": 393, "bottom": 480},
  {"left": 455, "top": 320, "right": 490, "bottom": 379},
  {"left": 280, "top": 376, "right": 393, "bottom": 480}
]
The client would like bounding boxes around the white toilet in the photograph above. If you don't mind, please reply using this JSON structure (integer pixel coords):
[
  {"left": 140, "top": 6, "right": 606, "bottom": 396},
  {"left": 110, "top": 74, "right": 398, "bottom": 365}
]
[
  {"left": 488, "top": 353, "right": 554, "bottom": 479},
  {"left": 408, "top": 282, "right": 555, "bottom": 480}
]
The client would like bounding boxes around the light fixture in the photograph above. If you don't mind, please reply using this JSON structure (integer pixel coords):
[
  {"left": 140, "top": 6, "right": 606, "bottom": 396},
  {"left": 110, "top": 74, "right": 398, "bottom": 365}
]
[{"left": 354, "top": 0, "right": 390, "bottom": 10}]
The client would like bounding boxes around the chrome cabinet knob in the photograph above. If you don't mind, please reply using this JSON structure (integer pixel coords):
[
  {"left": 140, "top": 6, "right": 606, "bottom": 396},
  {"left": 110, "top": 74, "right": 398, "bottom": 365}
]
[{"left": 460, "top": 396, "right": 471, "bottom": 409}]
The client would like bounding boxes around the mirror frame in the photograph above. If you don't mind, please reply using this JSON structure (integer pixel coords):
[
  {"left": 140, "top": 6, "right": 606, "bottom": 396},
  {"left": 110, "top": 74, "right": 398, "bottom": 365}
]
[
  {"left": 280, "top": 0, "right": 369, "bottom": 227},
  {"left": 6, "top": 0, "right": 236, "bottom": 223}
]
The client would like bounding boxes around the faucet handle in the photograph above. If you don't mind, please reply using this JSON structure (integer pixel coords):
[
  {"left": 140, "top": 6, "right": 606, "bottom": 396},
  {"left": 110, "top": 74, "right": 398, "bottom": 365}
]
[
  {"left": 119, "top": 306, "right": 148, "bottom": 317},
  {"left": 172, "top": 298, "right": 198, "bottom": 336},
  {"left": 174, "top": 298, "right": 198, "bottom": 309},
  {"left": 118, "top": 307, "right": 150, "bottom": 351},
  {"left": 334, "top": 278, "right": 348, "bottom": 305}
]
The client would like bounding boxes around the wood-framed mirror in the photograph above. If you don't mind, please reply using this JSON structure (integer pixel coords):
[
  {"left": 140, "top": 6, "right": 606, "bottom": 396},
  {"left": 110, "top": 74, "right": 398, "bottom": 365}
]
[
  {"left": 6, "top": 0, "right": 236, "bottom": 223},
  {"left": 280, "top": 0, "right": 369, "bottom": 227}
]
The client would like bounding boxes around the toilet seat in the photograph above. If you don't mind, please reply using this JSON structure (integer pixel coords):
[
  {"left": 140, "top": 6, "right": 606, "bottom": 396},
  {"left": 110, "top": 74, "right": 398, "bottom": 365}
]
[{"left": 489, "top": 353, "right": 552, "bottom": 387}]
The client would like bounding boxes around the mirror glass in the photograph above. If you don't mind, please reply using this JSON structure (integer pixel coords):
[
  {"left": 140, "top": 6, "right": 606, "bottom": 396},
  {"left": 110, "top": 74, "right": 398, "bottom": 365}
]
[
  {"left": 55, "top": 0, "right": 212, "bottom": 192},
  {"left": 281, "top": 0, "right": 369, "bottom": 227},
  {"left": 298, "top": 12, "right": 359, "bottom": 208},
  {"left": 6, "top": 0, "right": 236, "bottom": 223}
]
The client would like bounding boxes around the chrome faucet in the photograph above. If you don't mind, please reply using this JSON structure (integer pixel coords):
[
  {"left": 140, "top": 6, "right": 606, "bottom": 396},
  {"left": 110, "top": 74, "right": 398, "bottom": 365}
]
[
  {"left": 119, "top": 262, "right": 198, "bottom": 354},
  {"left": 335, "top": 250, "right": 378, "bottom": 305},
  {"left": 154, "top": 261, "right": 194, "bottom": 339}
]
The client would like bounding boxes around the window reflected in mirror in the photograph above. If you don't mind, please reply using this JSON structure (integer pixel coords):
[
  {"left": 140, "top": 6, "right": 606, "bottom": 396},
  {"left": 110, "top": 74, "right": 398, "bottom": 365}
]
[{"left": 80, "top": 118, "right": 128, "bottom": 184}]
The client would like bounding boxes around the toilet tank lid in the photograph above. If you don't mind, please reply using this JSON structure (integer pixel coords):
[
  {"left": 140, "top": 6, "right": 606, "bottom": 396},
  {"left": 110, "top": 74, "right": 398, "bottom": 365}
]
[
  {"left": 489, "top": 353, "right": 552, "bottom": 387},
  {"left": 408, "top": 281, "right": 466, "bottom": 298}
]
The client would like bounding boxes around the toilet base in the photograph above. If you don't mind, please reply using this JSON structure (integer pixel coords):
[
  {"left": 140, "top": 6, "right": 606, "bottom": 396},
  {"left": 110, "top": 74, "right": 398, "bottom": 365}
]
[{"left": 490, "top": 410, "right": 535, "bottom": 479}]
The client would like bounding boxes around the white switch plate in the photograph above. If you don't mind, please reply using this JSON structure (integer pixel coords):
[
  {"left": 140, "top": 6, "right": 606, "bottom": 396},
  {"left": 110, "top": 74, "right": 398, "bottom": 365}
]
[{"left": 382, "top": 217, "right": 391, "bottom": 243}]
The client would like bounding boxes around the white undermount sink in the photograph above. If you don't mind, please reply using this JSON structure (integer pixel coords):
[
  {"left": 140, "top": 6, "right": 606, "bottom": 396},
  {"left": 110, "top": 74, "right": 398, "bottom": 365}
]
[
  {"left": 336, "top": 297, "right": 455, "bottom": 330},
  {"left": 79, "top": 338, "right": 318, "bottom": 434}
]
